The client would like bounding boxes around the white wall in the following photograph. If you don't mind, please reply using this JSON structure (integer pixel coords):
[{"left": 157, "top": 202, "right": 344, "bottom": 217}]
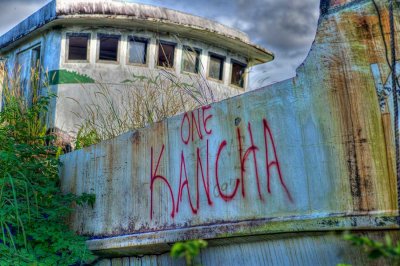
[{"left": 54, "top": 26, "right": 250, "bottom": 135}]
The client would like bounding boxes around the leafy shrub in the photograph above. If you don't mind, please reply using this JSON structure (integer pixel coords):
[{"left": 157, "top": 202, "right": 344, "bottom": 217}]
[
  {"left": 0, "top": 65, "right": 95, "bottom": 265},
  {"left": 343, "top": 233, "right": 400, "bottom": 264},
  {"left": 75, "top": 125, "right": 101, "bottom": 150},
  {"left": 171, "top": 239, "right": 208, "bottom": 266}
]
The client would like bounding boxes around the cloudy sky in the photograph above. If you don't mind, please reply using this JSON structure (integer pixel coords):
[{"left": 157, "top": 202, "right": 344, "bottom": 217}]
[{"left": 0, "top": 0, "right": 320, "bottom": 89}]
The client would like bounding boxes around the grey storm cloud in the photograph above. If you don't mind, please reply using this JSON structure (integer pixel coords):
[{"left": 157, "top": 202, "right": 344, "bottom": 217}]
[
  {"left": 235, "top": 0, "right": 319, "bottom": 50},
  {"left": 0, "top": 0, "right": 321, "bottom": 88},
  {"left": 133, "top": 0, "right": 320, "bottom": 87},
  {"left": 0, "top": 0, "right": 49, "bottom": 35}
]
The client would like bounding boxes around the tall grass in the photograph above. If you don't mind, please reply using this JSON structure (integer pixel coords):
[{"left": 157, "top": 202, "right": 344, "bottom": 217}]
[
  {"left": 73, "top": 41, "right": 238, "bottom": 148},
  {"left": 73, "top": 71, "right": 202, "bottom": 145},
  {"left": 0, "top": 63, "right": 95, "bottom": 265},
  {"left": 1, "top": 63, "right": 47, "bottom": 143},
  {"left": 0, "top": 61, "right": 4, "bottom": 104}
]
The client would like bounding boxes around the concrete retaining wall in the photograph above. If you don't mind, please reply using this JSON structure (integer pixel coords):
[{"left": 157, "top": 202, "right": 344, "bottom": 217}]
[{"left": 60, "top": 0, "right": 400, "bottom": 264}]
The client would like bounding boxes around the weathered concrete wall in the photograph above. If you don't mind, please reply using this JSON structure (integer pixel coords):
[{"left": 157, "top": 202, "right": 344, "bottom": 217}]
[
  {"left": 60, "top": 0, "right": 400, "bottom": 264},
  {"left": 95, "top": 231, "right": 400, "bottom": 266}
]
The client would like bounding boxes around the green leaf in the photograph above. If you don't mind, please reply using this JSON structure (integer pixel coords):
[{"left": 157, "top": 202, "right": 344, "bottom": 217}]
[{"left": 368, "top": 249, "right": 383, "bottom": 259}]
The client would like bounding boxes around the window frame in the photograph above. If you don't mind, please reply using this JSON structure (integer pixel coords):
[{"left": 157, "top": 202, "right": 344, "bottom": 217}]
[
  {"left": 127, "top": 36, "right": 149, "bottom": 66},
  {"left": 156, "top": 40, "right": 176, "bottom": 69},
  {"left": 181, "top": 46, "right": 201, "bottom": 75},
  {"left": 230, "top": 59, "right": 247, "bottom": 89},
  {"left": 96, "top": 33, "right": 121, "bottom": 64},
  {"left": 65, "top": 33, "right": 91, "bottom": 63},
  {"left": 207, "top": 52, "right": 225, "bottom": 82}
]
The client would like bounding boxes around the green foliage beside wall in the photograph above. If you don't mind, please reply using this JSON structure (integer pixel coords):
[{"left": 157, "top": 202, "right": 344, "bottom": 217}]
[
  {"left": 171, "top": 239, "right": 208, "bottom": 266},
  {"left": 344, "top": 233, "right": 400, "bottom": 264},
  {"left": 0, "top": 75, "right": 95, "bottom": 265}
]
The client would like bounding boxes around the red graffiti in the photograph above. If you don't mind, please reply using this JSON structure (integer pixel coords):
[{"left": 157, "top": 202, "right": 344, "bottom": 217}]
[
  {"left": 149, "top": 106, "right": 293, "bottom": 220},
  {"left": 196, "top": 140, "right": 213, "bottom": 208},
  {"left": 181, "top": 107, "right": 212, "bottom": 145},
  {"left": 176, "top": 151, "right": 197, "bottom": 214},
  {"left": 191, "top": 110, "right": 203, "bottom": 142},
  {"left": 237, "top": 123, "right": 262, "bottom": 200},
  {"left": 202, "top": 105, "right": 213, "bottom": 135},
  {"left": 150, "top": 145, "right": 175, "bottom": 219},
  {"left": 263, "top": 119, "right": 293, "bottom": 202},
  {"left": 215, "top": 140, "right": 240, "bottom": 202},
  {"left": 180, "top": 113, "right": 190, "bottom": 145}
]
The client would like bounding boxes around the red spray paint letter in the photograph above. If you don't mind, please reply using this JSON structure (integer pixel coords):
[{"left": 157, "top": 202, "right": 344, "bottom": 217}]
[
  {"left": 196, "top": 140, "right": 213, "bottom": 209},
  {"left": 191, "top": 110, "right": 203, "bottom": 141},
  {"left": 263, "top": 119, "right": 293, "bottom": 202},
  {"left": 215, "top": 140, "right": 240, "bottom": 201},
  {"left": 237, "top": 123, "right": 263, "bottom": 200},
  {"left": 202, "top": 106, "right": 213, "bottom": 135},
  {"left": 176, "top": 151, "right": 197, "bottom": 214},
  {"left": 181, "top": 113, "right": 190, "bottom": 145},
  {"left": 150, "top": 145, "right": 175, "bottom": 219}
]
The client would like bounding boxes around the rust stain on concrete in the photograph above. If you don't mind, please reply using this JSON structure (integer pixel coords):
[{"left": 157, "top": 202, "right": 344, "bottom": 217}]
[{"left": 58, "top": 0, "right": 400, "bottom": 264}]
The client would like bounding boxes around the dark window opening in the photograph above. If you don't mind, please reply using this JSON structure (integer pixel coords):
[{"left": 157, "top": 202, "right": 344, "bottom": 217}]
[
  {"left": 158, "top": 42, "right": 175, "bottom": 68},
  {"left": 209, "top": 54, "right": 224, "bottom": 80},
  {"left": 129, "top": 37, "right": 148, "bottom": 65},
  {"left": 182, "top": 46, "right": 200, "bottom": 74},
  {"left": 31, "top": 46, "right": 41, "bottom": 71},
  {"left": 98, "top": 34, "right": 120, "bottom": 61},
  {"left": 67, "top": 33, "right": 89, "bottom": 61},
  {"left": 231, "top": 61, "right": 246, "bottom": 88}
]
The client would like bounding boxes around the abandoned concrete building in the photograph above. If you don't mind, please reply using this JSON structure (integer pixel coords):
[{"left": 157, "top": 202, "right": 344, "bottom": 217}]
[{"left": 0, "top": 0, "right": 273, "bottom": 135}]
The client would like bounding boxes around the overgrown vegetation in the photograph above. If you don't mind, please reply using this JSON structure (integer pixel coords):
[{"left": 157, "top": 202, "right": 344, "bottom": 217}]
[
  {"left": 73, "top": 72, "right": 196, "bottom": 145},
  {"left": 74, "top": 43, "right": 236, "bottom": 148},
  {"left": 0, "top": 64, "right": 95, "bottom": 265},
  {"left": 171, "top": 239, "right": 208, "bottom": 266},
  {"left": 343, "top": 233, "right": 400, "bottom": 265}
]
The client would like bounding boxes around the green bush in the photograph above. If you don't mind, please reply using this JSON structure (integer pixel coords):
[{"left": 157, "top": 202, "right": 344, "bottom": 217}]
[
  {"left": 344, "top": 233, "right": 400, "bottom": 262},
  {"left": 171, "top": 239, "right": 207, "bottom": 266},
  {"left": 0, "top": 67, "right": 95, "bottom": 265}
]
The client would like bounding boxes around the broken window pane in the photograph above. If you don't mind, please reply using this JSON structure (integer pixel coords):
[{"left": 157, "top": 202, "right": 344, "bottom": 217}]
[
  {"left": 231, "top": 61, "right": 246, "bottom": 88},
  {"left": 99, "top": 34, "right": 120, "bottom": 61},
  {"left": 209, "top": 54, "right": 224, "bottom": 80},
  {"left": 182, "top": 47, "right": 200, "bottom": 74},
  {"left": 129, "top": 37, "right": 147, "bottom": 64},
  {"left": 68, "top": 33, "right": 89, "bottom": 61},
  {"left": 158, "top": 42, "right": 175, "bottom": 68}
]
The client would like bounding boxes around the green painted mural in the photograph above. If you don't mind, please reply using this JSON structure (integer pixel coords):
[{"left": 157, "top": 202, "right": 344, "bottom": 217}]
[{"left": 48, "top": 69, "right": 94, "bottom": 85}]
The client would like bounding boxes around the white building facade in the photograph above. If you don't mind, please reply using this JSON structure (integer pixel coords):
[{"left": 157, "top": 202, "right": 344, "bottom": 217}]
[{"left": 0, "top": 0, "right": 273, "bottom": 136}]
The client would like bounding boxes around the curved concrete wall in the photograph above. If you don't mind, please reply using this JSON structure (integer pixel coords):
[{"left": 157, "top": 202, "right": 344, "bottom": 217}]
[{"left": 60, "top": 0, "right": 400, "bottom": 264}]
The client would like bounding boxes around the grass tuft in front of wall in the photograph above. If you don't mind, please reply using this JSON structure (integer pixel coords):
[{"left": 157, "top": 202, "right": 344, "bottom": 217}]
[
  {"left": 0, "top": 63, "right": 95, "bottom": 265},
  {"left": 74, "top": 67, "right": 233, "bottom": 148}
]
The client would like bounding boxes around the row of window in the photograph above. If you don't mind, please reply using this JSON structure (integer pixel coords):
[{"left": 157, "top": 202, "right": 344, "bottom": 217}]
[{"left": 66, "top": 33, "right": 247, "bottom": 88}]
